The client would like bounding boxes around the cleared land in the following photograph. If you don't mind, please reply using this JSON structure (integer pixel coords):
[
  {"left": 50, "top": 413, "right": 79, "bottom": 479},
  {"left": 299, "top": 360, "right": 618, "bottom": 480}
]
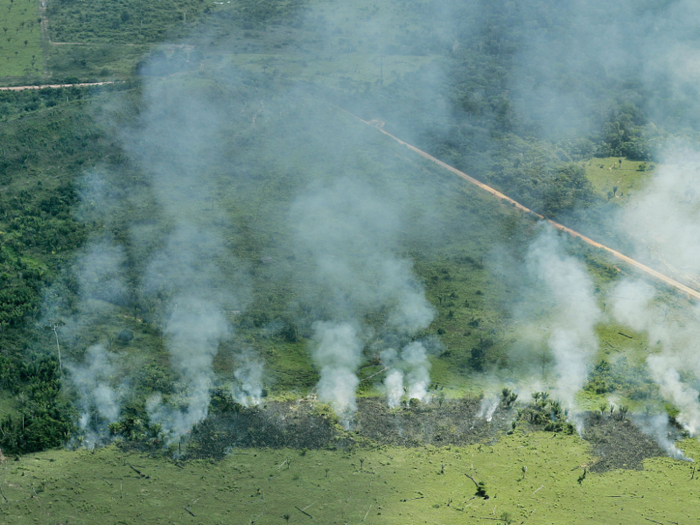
[
  {"left": 0, "top": 428, "right": 697, "bottom": 524},
  {"left": 584, "top": 157, "right": 655, "bottom": 203},
  {"left": 0, "top": 0, "right": 42, "bottom": 78}
]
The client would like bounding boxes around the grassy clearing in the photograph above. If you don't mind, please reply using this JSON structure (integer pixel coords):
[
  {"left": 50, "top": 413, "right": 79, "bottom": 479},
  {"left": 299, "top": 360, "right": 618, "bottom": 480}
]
[
  {"left": 583, "top": 156, "right": 655, "bottom": 203},
  {"left": 0, "top": 0, "right": 42, "bottom": 78},
  {"left": 1, "top": 431, "right": 698, "bottom": 524},
  {"left": 46, "top": 44, "right": 150, "bottom": 80},
  {"left": 218, "top": 53, "right": 439, "bottom": 92}
]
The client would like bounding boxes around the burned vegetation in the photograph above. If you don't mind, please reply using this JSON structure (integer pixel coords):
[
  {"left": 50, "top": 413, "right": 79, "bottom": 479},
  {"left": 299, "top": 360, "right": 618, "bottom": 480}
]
[{"left": 113, "top": 388, "right": 672, "bottom": 474}]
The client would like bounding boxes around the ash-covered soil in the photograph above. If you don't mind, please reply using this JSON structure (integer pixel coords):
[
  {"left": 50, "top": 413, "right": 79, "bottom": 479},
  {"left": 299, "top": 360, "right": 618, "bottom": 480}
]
[
  {"left": 188, "top": 397, "right": 514, "bottom": 458},
  {"left": 189, "top": 401, "right": 340, "bottom": 458},
  {"left": 354, "top": 397, "right": 513, "bottom": 447},
  {"left": 582, "top": 413, "right": 668, "bottom": 472},
  {"left": 185, "top": 398, "right": 676, "bottom": 472}
]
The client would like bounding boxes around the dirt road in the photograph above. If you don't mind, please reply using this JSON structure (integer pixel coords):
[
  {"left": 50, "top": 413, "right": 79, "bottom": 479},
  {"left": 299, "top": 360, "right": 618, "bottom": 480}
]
[
  {"left": 0, "top": 82, "right": 117, "bottom": 92},
  {"left": 343, "top": 109, "right": 700, "bottom": 301}
]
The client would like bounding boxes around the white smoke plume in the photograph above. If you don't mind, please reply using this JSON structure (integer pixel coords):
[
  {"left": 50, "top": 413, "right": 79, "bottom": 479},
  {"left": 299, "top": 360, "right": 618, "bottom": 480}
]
[
  {"left": 647, "top": 356, "right": 700, "bottom": 437},
  {"left": 66, "top": 344, "right": 124, "bottom": 446},
  {"left": 44, "top": 64, "right": 263, "bottom": 446},
  {"left": 384, "top": 369, "right": 405, "bottom": 409},
  {"left": 138, "top": 224, "right": 241, "bottom": 441},
  {"left": 632, "top": 414, "right": 694, "bottom": 462},
  {"left": 146, "top": 298, "right": 230, "bottom": 440},
  {"left": 99, "top": 72, "right": 259, "bottom": 444},
  {"left": 231, "top": 350, "right": 264, "bottom": 407},
  {"left": 402, "top": 341, "right": 432, "bottom": 403},
  {"left": 525, "top": 226, "right": 600, "bottom": 412},
  {"left": 381, "top": 342, "right": 432, "bottom": 408},
  {"left": 619, "top": 149, "right": 700, "bottom": 277},
  {"left": 476, "top": 395, "right": 500, "bottom": 422},
  {"left": 610, "top": 279, "right": 700, "bottom": 437},
  {"left": 312, "top": 321, "right": 363, "bottom": 423},
  {"left": 380, "top": 348, "right": 404, "bottom": 408},
  {"left": 290, "top": 179, "right": 435, "bottom": 420}
]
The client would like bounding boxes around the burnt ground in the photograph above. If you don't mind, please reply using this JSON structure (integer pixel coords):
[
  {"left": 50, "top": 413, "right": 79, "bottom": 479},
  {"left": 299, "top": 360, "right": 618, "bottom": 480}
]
[
  {"left": 186, "top": 397, "right": 514, "bottom": 458},
  {"left": 582, "top": 412, "right": 668, "bottom": 472},
  {"left": 183, "top": 398, "right": 675, "bottom": 472},
  {"left": 354, "top": 397, "right": 513, "bottom": 447},
  {"left": 188, "top": 401, "right": 342, "bottom": 458}
]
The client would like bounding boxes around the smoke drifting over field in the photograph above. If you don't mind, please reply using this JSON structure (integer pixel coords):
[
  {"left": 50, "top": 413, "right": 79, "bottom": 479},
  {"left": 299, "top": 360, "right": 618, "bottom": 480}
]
[
  {"left": 525, "top": 227, "right": 600, "bottom": 414},
  {"left": 620, "top": 149, "right": 700, "bottom": 276},
  {"left": 381, "top": 342, "right": 432, "bottom": 409},
  {"left": 289, "top": 179, "right": 435, "bottom": 420},
  {"left": 43, "top": 0, "right": 700, "bottom": 460},
  {"left": 66, "top": 344, "right": 124, "bottom": 446},
  {"left": 611, "top": 279, "right": 700, "bottom": 438},
  {"left": 52, "top": 72, "right": 260, "bottom": 444}
]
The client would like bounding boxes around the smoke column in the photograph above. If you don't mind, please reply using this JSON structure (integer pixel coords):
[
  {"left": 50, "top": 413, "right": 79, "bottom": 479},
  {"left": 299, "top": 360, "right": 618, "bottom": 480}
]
[
  {"left": 312, "top": 321, "right": 363, "bottom": 422},
  {"left": 611, "top": 278, "right": 700, "bottom": 437},
  {"left": 381, "top": 341, "right": 432, "bottom": 407},
  {"left": 66, "top": 344, "right": 123, "bottom": 447},
  {"left": 525, "top": 226, "right": 600, "bottom": 414},
  {"left": 289, "top": 178, "right": 435, "bottom": 420},
  {"left": 632, "top": 414, "right": 693, "bottom": 462}
]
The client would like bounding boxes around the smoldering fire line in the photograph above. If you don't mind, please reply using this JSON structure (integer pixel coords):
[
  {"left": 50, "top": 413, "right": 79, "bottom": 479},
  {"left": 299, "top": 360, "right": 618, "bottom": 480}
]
[{"left": 337, "top": 106, "right": 700, "bottom": 303}]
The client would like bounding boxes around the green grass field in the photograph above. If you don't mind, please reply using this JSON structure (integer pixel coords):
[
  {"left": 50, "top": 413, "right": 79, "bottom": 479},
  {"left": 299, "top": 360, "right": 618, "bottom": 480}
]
[
  {"left": 0, "top": 0, "right": 43, "bottom": 78},
  {"left": 583, "top": 157, "right": 655, "bottom": 204},
  {"left": 1, "top": 431, "right": 697, "bottom": 524},
  {"left": 45, "top": 44, "right": 150, "bottom": 80},
  {"left": 217, "top": 53, "right": 440, "bottom": 92}
]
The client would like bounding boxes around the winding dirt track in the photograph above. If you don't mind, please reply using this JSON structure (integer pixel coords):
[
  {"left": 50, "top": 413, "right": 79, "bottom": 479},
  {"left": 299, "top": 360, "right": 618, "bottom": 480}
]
[{"left": 343, "top": 110, "right": 700, "bottom": 301}]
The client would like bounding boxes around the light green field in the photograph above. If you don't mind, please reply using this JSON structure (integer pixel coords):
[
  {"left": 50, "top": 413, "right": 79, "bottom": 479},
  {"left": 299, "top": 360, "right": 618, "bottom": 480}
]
[
  {"left": 0, "top": 0, "right": 42, "bottom": 78},
  {"left": 219, "top": 53, "right": 439, "bottom": 92},
  {"left": 1, "top": 431, "right": 698, "bottom": 524},
  {"left": 46, "top": 44, "right": 150, "bottom": 79},
  {"left": 583, "top": 157, "right": 655, "bottom": 204}
]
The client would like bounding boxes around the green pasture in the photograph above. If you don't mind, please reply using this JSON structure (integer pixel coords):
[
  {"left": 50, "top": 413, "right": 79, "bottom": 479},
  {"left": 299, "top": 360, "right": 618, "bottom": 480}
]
[
  {"left": 46, "top": 44, "right": 149, "bottom": 80},
  {"left": 583, "top": 156, "right": 655, "bottom": 204},
  {"left": 1, "top": 431, "right": 698, "bottom": 524},
  {"left": 217, "top": 53, "right": 439, "bottom": 92},
  {"left": 0, "top": 0, "right": 42, "bottom": 78}
]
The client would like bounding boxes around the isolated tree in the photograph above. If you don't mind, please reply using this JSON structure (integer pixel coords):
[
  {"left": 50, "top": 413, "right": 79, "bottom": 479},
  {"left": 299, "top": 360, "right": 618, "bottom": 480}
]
[
  {"left": 501, "top": 388, "right": 518, "bottom": 407},
  {"left": 465, "top": 474, "right": 488, "bottom": 498}
]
